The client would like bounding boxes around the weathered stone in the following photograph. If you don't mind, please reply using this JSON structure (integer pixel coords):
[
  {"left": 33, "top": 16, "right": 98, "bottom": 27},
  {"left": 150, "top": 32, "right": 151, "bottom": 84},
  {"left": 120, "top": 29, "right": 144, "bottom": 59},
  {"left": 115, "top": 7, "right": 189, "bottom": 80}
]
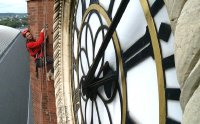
[
  {"left": 175, "top": 0, "right": 200, "bottom": 107},
  {"left": 180, "top": 55, "right": 200, "bottom": 110},
  {"left": 173, "top": 0, "right": 200, "bottom": 123},
  {"left": 182, "top": 83, "right": 200, "bottom": 124},
  {"left": 164, "top": 0, "right": 187, "bottom": 32}
]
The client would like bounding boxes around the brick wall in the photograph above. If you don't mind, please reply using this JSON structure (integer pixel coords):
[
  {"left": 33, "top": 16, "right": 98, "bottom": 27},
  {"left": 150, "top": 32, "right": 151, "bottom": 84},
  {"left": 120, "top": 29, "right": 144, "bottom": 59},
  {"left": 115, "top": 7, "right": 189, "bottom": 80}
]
[{"left": 27, "top": 0, "right": 56, "bottom": 124}]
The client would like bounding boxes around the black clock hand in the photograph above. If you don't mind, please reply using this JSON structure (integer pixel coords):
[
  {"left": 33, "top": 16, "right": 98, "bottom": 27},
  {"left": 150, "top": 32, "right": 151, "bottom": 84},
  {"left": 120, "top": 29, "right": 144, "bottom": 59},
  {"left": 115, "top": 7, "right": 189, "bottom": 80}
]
[
  {"left": 83, "top": 70, "right": 117, "bottom": 90},
  {"left": 82, "top": 0, "right": 130, "bottom": 86},
  {"left": 82, "top": 62, "right": 117, "bottom": 100},
  {"left": 83, "top": 71, "right": 117, "bottom": 100}
]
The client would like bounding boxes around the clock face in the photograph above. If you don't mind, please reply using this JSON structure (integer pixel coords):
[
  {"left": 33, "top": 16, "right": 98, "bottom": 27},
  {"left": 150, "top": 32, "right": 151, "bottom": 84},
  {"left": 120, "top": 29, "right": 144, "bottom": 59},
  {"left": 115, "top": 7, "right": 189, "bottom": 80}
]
[{"left": 71, "top": 0, "right": 182, "bottom": 124}]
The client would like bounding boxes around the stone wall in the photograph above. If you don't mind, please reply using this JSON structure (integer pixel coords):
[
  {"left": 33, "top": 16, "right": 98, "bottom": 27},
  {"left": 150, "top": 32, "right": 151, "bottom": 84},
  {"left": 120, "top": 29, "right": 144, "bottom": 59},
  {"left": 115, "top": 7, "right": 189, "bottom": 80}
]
[
  {"left": 165, "top": 0, "right": 200, "bottom": 123},
  {"left": 53, "top": 0, "right": 75, "bottom": 123}
]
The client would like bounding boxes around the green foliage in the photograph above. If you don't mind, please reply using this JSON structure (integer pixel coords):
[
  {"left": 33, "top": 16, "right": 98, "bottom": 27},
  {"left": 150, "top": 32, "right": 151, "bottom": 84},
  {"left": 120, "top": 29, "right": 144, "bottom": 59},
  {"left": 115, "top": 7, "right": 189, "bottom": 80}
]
[{"left": 0, "top": 17, "right": 28, "bottom": 28}]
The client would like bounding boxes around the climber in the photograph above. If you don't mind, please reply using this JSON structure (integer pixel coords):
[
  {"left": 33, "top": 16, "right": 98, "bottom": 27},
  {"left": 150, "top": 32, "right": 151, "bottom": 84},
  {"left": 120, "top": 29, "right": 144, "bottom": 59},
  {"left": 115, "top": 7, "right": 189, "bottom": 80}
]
[
  {"left": 22, "top": 28, "right": 45, "bottom": 62},
  {"left": 22, "top": 28, "right": 46, "bottom": 78},
  {"left": 22, "top": 28, "right": 54, "bottom": 79}
]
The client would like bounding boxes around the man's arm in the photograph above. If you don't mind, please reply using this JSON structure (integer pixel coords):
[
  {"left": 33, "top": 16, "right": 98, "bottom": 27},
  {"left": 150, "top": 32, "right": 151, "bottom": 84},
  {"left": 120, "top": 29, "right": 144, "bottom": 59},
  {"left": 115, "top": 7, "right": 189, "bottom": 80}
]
[{"left": 26, "top": 31, "right": 45, "bottom": 48}]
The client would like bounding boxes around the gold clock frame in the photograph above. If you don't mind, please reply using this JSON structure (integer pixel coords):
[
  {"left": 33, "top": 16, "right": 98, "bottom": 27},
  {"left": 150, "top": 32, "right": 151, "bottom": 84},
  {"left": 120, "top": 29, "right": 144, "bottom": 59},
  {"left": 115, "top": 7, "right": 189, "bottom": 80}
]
[{"left": 140, "top": 0, "right": 166, "bottom": 123}]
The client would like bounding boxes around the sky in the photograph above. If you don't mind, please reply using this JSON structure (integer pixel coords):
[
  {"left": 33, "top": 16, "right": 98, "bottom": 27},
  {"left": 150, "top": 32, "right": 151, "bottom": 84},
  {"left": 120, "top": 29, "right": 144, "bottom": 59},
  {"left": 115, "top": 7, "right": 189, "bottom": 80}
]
[{"left": 0, "top": 0, "right": 27, "bottom": 13}]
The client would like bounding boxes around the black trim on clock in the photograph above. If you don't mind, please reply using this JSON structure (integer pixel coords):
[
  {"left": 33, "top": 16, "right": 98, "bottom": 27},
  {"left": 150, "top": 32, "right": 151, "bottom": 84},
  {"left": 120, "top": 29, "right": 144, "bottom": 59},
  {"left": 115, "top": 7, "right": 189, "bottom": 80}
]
[
  {"left": 98, "top": 92, "right": 113, "bottom": 124},
  {"left": 73, "top": 56, "right": 77, "bottom": 71},
  {"left": 91, "top": 101, "right": 94, "bottom": 123},
  {"left": 79, "top": 48, "right": 90, "bottom": 76},
  {"left": 107, "top": 0, "right": 115, "bottom": 19},
  {"left": 90, "top": 0, "right": 99, "bottom": 5},
  {"left": 93, "top": 25, "right": 108, "bottom": 71},
  {"left": 84, "top": 98, "right": 88, "bottom": 123},
  {"left": 75, "top": 21, "right": 80, "bottom": 37},
  {"left": 94, "top": 100, "right": 101, "bottom": 123},
  {"left": 84, "top": 22, "right": 94, "bottom": 66},
  {"left": 81, "top": 0, "right": 86, "bottom": 16}
]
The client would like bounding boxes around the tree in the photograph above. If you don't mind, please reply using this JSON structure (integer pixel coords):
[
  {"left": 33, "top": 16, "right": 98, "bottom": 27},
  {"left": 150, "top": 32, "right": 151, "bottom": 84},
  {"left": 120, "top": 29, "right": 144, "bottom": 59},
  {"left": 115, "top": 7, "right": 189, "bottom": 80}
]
[{"left": 0, "top": 17, "right": 28, "bottom": 28}]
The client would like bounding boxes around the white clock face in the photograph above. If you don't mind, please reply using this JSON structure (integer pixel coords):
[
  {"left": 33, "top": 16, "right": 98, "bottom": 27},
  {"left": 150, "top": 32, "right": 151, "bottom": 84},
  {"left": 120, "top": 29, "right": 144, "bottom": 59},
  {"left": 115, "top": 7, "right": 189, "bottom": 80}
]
[{"left": 71, "top": 0, "right": 182, "bottom": 124}]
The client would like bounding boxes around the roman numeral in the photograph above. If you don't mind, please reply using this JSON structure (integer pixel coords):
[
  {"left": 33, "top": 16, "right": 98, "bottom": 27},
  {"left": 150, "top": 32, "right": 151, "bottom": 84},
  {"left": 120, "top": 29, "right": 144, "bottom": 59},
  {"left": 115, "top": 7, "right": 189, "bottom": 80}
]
[
  {"left": 162, "top": 55, "right": 175, "bottom": 70},
  {"left": 126, "top": 111, "right": 136, "bottom": 124},
  {"left": 122, "top": 19, "right": 172, "bottom": 74},
  {"left": 166, "top": 117, "right": 181, "bottom": 124},
  {"left": 158, "top": 23, "right": 172, "bottom": 42},
  {"left": 165, "top": 88, "right": 180, "bottom": 100},
  {"left": 122, "top": 27, "right": 153, "bottom": 73},
  {"left": 150, "top": 0, "right": 164, "bottom": 17},
  {"left": 122, "top": 27, "right": 151, "bottom": 62},
  {"left": 123, "top": 43, "right": 153, "bottom": 72}
]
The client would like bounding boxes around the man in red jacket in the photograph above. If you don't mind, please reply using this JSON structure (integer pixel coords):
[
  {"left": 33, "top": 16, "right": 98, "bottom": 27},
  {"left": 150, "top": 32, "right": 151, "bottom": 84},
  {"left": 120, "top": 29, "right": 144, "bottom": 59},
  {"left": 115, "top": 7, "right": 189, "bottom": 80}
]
[
  {"left": 22, "top": 28, "right": 54, "bottom": 79},
  {"left": 22, "top": 28, "right": 45, "bottom": 61},
  {"left": 22, "top": 28, "right": 46, "bottom": 78}
]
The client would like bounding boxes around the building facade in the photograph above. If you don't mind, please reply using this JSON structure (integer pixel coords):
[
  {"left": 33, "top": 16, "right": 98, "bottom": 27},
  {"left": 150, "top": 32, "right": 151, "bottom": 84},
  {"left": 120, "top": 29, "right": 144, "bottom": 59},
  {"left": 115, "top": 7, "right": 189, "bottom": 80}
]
[
  {"left": 27, "top": 0, "right": 57, "bottom": 124},
  {"left": 27, "top": 0, "right": 200, "bottom": 123}
]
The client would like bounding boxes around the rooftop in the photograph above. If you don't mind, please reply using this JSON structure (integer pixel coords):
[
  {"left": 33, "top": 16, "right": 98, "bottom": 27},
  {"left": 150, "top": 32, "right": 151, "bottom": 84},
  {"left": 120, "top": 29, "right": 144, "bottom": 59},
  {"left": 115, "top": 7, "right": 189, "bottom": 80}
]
[{"left": 0, "top": 25, "right": 20, "bottom": 58}]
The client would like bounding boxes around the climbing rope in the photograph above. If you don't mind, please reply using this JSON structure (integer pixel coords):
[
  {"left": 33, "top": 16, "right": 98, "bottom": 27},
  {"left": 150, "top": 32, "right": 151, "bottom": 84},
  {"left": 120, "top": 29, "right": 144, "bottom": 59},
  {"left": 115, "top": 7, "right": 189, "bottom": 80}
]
[
  {"left": 36, "top": 0, "right": 52, "bottom": 123},
  {"left": 39, "top": 65, "right": 44, "bottom": 124}
]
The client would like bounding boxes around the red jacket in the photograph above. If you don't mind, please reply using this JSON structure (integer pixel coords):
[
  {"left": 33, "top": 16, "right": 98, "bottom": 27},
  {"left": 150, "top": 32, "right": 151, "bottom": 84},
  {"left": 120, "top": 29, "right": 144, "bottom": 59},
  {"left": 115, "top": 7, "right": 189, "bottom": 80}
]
[{"left": 26, "top": 32, "right": 44, "bottom": 60}]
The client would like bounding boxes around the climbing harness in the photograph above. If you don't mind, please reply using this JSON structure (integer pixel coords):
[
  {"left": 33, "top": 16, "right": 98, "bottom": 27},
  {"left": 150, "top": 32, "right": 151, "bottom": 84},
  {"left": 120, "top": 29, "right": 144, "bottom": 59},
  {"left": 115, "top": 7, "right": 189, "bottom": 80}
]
[{"left": 35, "top": 52, "right": 44, "bottom": 78}]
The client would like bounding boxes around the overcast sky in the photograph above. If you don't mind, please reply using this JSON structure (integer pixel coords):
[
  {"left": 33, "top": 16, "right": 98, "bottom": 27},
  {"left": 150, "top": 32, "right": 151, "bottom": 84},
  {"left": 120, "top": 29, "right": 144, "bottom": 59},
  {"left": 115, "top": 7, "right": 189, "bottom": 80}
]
[{"left": 0, "top": 0, "right": 27, "bottom": 13}]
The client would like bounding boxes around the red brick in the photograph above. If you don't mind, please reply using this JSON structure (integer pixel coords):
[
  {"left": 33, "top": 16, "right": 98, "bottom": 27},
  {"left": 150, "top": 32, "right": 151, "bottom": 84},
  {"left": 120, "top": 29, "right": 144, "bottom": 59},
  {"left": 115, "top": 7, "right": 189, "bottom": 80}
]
[{"left": 27, "top": 0, "right": 56, "bottom": 124}]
